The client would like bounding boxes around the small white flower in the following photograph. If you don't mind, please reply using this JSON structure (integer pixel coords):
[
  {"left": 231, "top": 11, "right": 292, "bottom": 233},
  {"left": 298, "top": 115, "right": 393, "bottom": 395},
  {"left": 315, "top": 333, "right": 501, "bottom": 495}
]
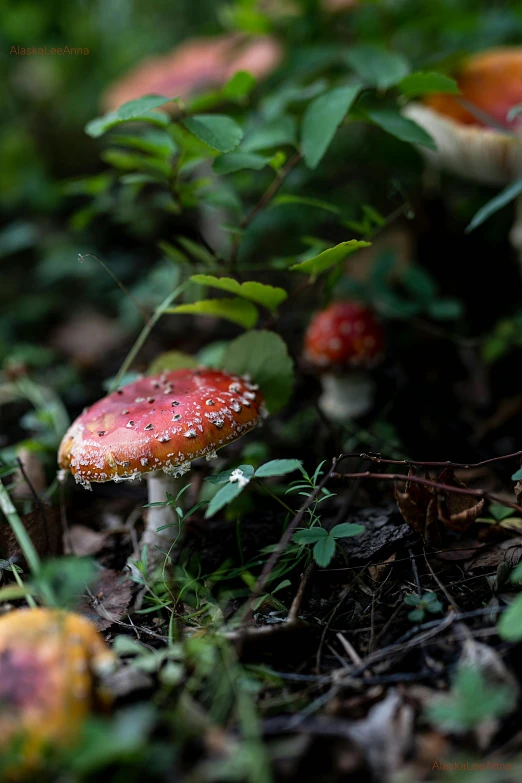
[{"left": 229, "top": 468, "right": 250, "bottom": 488}]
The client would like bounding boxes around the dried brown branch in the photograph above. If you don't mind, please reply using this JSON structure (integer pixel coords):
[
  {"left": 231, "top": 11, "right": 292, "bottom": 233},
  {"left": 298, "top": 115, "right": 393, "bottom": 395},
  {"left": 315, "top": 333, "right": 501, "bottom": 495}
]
[{"left": 333, "top": 470, "right": 522, "bottom": 514}]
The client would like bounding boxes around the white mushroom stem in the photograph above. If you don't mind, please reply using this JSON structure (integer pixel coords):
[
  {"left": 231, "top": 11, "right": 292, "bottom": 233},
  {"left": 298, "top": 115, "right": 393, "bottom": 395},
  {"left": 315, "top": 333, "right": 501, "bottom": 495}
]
[
  {"left": 318, "top": 371, "right": 375, "bottom": 422},
  {"left": 142, "top": 471, "right": 185, "bottom": 572}
]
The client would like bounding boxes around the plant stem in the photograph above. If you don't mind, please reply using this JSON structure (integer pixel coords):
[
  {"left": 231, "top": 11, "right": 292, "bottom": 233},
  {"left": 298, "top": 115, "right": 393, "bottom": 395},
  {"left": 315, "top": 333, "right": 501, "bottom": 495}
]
[
  {"left": 11, "top": 563, "right": 36, "bottom": 608},
  {"left": 0, "top": 482, "right": 42, "bottom": 577},
  {"left": 110, "top": 280, "right": 191, "bottom": 392},
  {"left": 258, "top": 482, "right": 296, "bottom": 517}
]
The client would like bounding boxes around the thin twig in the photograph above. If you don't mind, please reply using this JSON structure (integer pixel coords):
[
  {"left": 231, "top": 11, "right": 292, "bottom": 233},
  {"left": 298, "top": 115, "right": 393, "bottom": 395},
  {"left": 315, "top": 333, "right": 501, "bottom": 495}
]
[
  {"left": 229, "top": 153, "right": 302, "bottom": 270},
  {"left": 351, "top": 450, "right": 522, "bottom": 471},
  {"left": 333, "top": 470, "right": 522, "bottom": 514}
]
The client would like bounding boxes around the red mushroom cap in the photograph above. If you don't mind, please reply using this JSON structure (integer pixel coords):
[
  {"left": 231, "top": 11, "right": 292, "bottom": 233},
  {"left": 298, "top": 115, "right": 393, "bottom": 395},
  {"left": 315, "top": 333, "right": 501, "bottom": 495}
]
[
  {"left": 58, "top": 368, "right": 265, "bottom": 488},
  {"left": 304, "top": 301, "right": 384, "bottom": 369},
  {"left": 102, "top": 34, "right": 282, "bottom": 113},
  {"left": 425, "top": 48, "right": 522, "bottom": 130}
]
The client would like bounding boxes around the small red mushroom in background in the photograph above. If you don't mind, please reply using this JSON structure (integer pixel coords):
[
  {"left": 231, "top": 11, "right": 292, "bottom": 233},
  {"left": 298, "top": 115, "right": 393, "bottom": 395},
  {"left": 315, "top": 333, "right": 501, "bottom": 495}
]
[
  {"left": 304, "top": 301, "right": 385, "bottom": 421},
  {"left": 102, "top": 34, "right": 283, "bottom": 112},
  {"left": 403, "top": 48, "right": 522, "bottom": 275},
  {"left": 58, "top": 368, "right": 265, "bottom": 570}
]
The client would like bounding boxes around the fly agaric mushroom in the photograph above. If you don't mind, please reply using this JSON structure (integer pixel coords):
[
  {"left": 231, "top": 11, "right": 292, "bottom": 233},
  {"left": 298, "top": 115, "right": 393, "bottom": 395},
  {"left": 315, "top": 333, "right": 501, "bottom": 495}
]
[
  {"left": 403, "top": 48, "right": 522, "bottom": 272},
  {"left": 0, "top": 608, "right": 114, "bottom": 773},
  {"left": 58, "top": 368, "right": 265, "bottom": 567},
  {"left": 304, "top": 301, "right": 384, "bottom": 421},
  {"left": 103, "top": 34, "right": 282, "bottom": 112}
]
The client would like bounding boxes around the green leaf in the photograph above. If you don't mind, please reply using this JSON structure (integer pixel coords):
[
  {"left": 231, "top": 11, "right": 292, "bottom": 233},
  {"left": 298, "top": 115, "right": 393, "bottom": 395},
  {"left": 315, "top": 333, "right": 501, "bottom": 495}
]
[
  {"left": 176, "top": 236, "right": 215, "bottom": 265},
  {"left": 242, "top": 116, "right": 297, "bottom": 152},
  {"left": 404, "top": 594, "right": 421, "bottom": 606},
  {"left": 182, "top": 115, "right": 243, "bottom": 153},
  {"left": 402, "top": 266, "right": 438, "bottom": 303},
  {"left": 220, "top": 330, "right": 294, "bottom": 413},
  {"left": 399, "top": 71, "right": 459, "bottom": 97},
  {"left": 255, "top": 459, "right": 303, "bottom": 478},
  {"left": 272, "top": 195, "right": 341, "bottom": 214},
  {"left": 301, "top": 84, "right": 361, "bottom": 169},
  {"left": 114, "top": 95, "right": 178, "bottom": 119},
  {"left": 290, "top": 240, "right": 371, "bottom": 277},
  {"left": 499, "top": 595, "right": 522, "bottom": 640},
  {"left": 294, "top": 528, "right": 328, "bottom": 544},
  {"left": 330, "top": 522, "right": 365, "bottom": 539},
  {"left": 466, "top": 177, "right": 522, "bottom": 233},
  {"left": 365, "top": 108, "right": 436, "bottom": 149},
  {"left": 205, "top": 481, "right": 245, "bottom": 518},
  {"left": 169, "top": 298, "right": 258, "bottom": 329},
  {"left": 408, "top": 608, "right": 425, "bottom": 622},
  {"left": 190, "top": 275, "right": 287, "bottom": 312},
  {"left": 147, "top": 351, "right": 199, "bottom": 375},
  {"left": 489, "top": 503, "right": 514, "bottom": 522},
  {"left": 512, "top": 467, "right": 522, "bottom": 481},
  {"left": 313, "top": 535, "right": 336, "bottom": 568},
  {"left": 206, "top": 465, "right": 255, "bottom": 486},
  {"left": 345, "top": 45, "right": 410, "bottom": 90},
  {"left": 222, "top": 71, "right": 256, "bottom": 100},
  {"left": 85, "top": 95, "right": 176, "bottom": 138},
  {"left": 427, "top": 299, "right": 463, "bottom": 321},
  {"left": 212, "top": 152, "right": 271, "bottom": 175}
]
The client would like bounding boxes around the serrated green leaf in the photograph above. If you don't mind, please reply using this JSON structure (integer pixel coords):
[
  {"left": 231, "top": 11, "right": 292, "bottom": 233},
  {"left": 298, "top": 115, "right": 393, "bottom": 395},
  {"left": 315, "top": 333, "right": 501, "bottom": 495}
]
[
  {"left": 294, "top": 528, "right": 328, "bottom": 544},
  {"left": 301, "top": 84, "right": 361, "bottom": 168},
  {"left": 399, "top": 71, "right": 459, "bottom": 97},
  {"left": 365, "top": 108, "right": 436, "bottom": 149},
  {"left": 85, "top": 95, "right": 176, "bottom": 138},
  {"left": 330, "top": 523, "right": 365, "bottom": 539},
  {"left": 345, "top": 45, "right": 410, "bottom": 90},
  {"left": 466, "top": 177, "right": 522, "bottom": 233},
  {"left": 190, "top": 275, "right": 287, "bottom": 312},
  {"left": 205, "top": 481, "right": 245, "bottom": 518},
  {"left": 313, "top": 535, "right": 336, "bottom": 567},
  {"left": 169, "top": 298, "right": 258, "bottom": 329},
  {"left": 290, "top": 240, "right": 371, "bottom": 277},
  {"left": 255, "top": 459, "right": 302, "bottom": 478},
  {"left": 212, "top": 152, "right": 271, "bottom": 175},
  {"left": 220, "top": 330, "right": 294, "bottom": 413},
  {"left": 182, "top": 114, "right": 243, "bottom": 152}
]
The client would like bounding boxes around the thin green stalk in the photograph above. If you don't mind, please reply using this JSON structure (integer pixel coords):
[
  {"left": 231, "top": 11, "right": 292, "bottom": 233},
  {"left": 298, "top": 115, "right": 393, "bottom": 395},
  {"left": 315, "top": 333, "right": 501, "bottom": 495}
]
[
  {"left": 0, "top": 482, "right": 56, "bottom": 605},
  {"left": 11, "top": 563, "right": 36, "bottom": 608},
  {"left": 110, "top": 280, "right": 191, "bottom": 392},
  {"left": 258, "top": 482, "right": 296, "bottom": 517},
  {"left": 0, "top": 482, "right": 42, "bottom": 578}
]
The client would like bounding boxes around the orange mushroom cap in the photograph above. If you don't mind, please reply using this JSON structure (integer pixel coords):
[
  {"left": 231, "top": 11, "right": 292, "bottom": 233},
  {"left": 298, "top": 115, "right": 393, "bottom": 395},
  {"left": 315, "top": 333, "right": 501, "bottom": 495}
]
[
  {"left": 425, "top": 48, "right": 522, "bottom": 130},
  {"left": 0, "top": 608, "right": 114, "bottom": 771},
  {"left": 58, "top": 368, "right": 265, "bottom": 488},
  {"left": 304, "top": 301, "right": 384, "bottom": 369},
  {"left": 103, "top": 34, "right": 283, "bottom": 112}
]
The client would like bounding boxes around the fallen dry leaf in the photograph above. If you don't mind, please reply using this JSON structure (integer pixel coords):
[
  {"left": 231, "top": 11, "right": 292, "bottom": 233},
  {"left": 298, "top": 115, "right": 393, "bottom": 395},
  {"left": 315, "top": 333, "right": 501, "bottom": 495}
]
[
  {"left": 77, "top": 568, "right": 132, "bottom": 631},
  {"left": 0, "top": 505, "right": 62, "bottom": 563}
]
